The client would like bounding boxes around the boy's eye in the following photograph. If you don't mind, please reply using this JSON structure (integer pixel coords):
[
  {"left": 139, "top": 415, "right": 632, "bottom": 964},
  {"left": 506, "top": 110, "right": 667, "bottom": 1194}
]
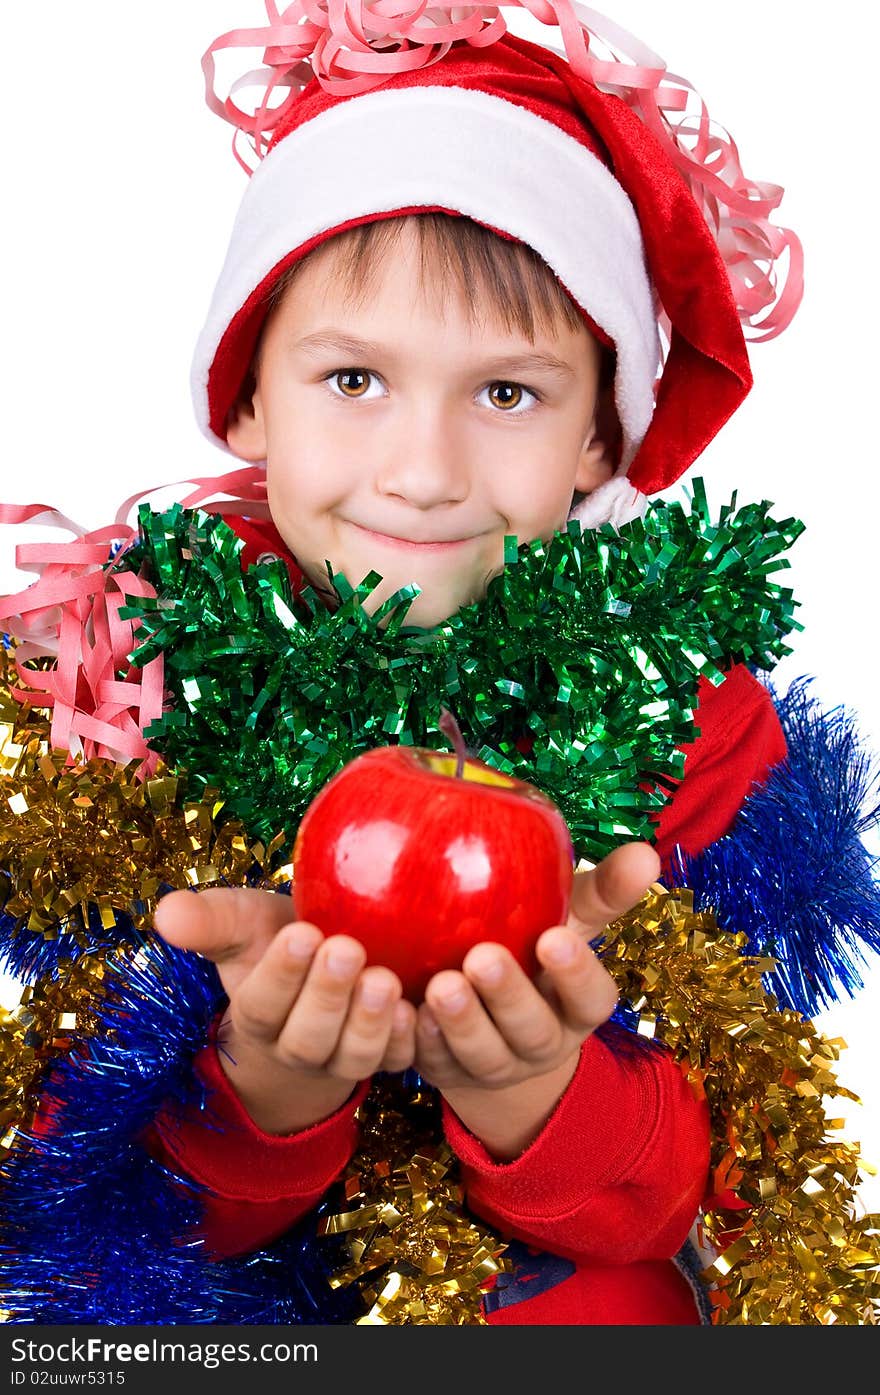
[
  {"left": 326, "top": 369, "right": 385, "bottom": 400},
  {"left": 480, "top": 382, "right": 539, "bottom": 413},
  {"left": 324, "top": 371, "right": 538, "bottom": 412}
]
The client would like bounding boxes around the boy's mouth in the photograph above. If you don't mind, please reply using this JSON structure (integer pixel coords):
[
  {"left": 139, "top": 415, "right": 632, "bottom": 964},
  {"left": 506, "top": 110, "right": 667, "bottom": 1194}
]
[{"left": 348, "top": 521, "right": 481, "bottom": 552}]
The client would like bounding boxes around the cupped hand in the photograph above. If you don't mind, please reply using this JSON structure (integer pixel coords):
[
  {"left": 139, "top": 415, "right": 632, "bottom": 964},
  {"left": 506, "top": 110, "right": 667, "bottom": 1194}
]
[
  {"left": 153, "top": 887, "right": 417, "bottom": 1134},
  {"left": 414, "top": 841, "right": 660, "bottom": 1094}
]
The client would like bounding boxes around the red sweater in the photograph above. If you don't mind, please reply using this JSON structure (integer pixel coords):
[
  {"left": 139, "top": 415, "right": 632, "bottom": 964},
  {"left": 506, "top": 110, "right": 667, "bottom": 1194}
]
[{"left": 139, "top": 513, "right": 788, "bottom": 1327}]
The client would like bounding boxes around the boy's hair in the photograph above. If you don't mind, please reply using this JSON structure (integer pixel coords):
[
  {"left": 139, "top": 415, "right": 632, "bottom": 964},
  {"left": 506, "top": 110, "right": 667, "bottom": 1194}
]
[{"left": 252, "top": 212, "right": 616, "bottom": 389}]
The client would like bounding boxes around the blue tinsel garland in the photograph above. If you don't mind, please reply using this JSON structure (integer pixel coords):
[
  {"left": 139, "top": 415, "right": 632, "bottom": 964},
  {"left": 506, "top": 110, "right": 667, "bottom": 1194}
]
[
  {"left": 0, "top": 927, "right": 359, "bottom": 1324},
  {"left": 672, "top": 677, "right": 880, "bottom": 1018},
  {"left": 0, "top": 896, "right": 146, "bottom": 987}
]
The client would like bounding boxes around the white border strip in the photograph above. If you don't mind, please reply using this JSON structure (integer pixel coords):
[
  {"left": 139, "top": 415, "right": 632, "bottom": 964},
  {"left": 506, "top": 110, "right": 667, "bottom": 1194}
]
[{"left": 192, "top": 84, "right": 660, "bottom": 480}]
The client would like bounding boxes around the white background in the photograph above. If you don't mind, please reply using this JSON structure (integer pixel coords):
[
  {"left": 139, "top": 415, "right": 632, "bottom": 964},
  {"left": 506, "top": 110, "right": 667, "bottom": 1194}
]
[{"left": 1, "top": 3, "right": 878, "bottom": 1211}]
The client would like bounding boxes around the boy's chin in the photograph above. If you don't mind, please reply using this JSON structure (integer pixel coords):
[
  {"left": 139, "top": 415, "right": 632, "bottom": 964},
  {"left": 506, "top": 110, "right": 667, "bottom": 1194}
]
[{"left": 362, "top": 577, "right": 485, "bottom": 631}]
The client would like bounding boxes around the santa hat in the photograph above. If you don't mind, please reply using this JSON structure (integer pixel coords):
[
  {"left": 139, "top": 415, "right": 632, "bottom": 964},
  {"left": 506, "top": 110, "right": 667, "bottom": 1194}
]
[{"left": 191, "top": 3, "right": 802, "bottom": 528}]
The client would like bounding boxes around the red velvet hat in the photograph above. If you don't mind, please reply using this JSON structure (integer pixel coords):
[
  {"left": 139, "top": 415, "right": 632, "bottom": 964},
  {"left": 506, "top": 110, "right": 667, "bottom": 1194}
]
[{"left": 192, "top": 3, "right": 802, "bottom": 528}]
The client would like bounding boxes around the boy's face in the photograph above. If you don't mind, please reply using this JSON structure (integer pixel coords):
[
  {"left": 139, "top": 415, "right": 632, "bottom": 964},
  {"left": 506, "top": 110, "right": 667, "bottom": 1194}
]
[{"left": 227, "top": 223, "right": 616, "bottom": 629}]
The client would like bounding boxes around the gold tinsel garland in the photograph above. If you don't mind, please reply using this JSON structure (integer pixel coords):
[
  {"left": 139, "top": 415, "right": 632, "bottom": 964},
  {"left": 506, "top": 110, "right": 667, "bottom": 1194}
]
[
  {"left": 319, "top": 1077, "right": 510, "bottom": 1324},
  {"left": 0, "top": 643, "right": 288, "bottom": 1141},
  {"left": 0, "top": 647, "right": 291, "bottom": 942},
  {"left": 0, "top": 951, "right": 106, "bottom": 1155},
  {"left": 1, "top": 646, "right": 879, "bottom": 1324},
  {"left": 600, "top": 886, "right": 880, "bottom": 1324}
]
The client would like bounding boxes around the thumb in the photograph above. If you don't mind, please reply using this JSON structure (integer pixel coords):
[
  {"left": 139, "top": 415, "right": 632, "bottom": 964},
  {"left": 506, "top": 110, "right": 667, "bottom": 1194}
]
[
  {"left": 568, "top": 842, "right": 661, "bottom": 941},
  {"left": 153, "top": 885, "right": 306, "bottom": 991}
]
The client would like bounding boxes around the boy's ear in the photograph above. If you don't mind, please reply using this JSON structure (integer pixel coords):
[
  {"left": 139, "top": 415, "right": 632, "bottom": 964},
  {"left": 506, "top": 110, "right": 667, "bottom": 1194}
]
[
  {"left": 574, "top": 383, "right": 622, "bottom": 494},
  {"left": 225, "top": 370, "right": 268, "bottom": 461}
]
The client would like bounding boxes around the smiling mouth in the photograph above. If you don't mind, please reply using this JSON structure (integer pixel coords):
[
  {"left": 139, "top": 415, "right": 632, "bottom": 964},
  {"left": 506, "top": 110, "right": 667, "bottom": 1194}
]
[{"left": 349, "top": 522, "right": 480, "bottom": 551}]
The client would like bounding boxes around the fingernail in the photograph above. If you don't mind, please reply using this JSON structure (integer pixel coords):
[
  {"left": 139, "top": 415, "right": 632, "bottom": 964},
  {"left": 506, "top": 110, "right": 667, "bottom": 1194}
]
[
  {"left": 392, "top": 1002, "right": 411, "bottom": 1033},
  {"left": 544, "top": 936, "right": 576, "bottom": 967},
  {"left": 421, "top": 1012, "right": 442, "bottom": 1036},
  {"left": 360, "top": 981, "right": 391, "bottom": 1011},
  {"left": 438, "top": 988, "right": 468, "bottom": 1013},
  {"left": 327, "top": 943, "right": 362, "bottom": 978},
  {"left": 286, "top": 930, "right": 317, "bottom": 963},
  {"left": 472, "top": 956, "right": 504, "bottom": 986}
]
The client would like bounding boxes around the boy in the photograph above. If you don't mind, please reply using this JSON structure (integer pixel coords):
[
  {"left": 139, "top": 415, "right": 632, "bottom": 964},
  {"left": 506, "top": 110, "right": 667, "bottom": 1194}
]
[
  {"left": 158, "top": 215, "right": 637, "bottom": 1143},
  {"left": 144, "top": 207, "right": 768, "bottom": 1323}
]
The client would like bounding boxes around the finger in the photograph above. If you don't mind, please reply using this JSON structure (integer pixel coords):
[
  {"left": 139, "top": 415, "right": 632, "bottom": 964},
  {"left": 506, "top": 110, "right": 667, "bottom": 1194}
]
[
  {"left": 568, "top": 842, "right": 660, "bottom": 941},
  {"left": 462, "top": 944, "right": 563, "bottom": 1066},
  {"left": 153, "top": 885, "right": 304, "bottom": 971},
  {"left": 380, "top": 999, "right": 417, "bottom": 1074},
  {"left": 275, "top": 935, "right": 366, "bottom": 1068},
  {"left": 414, "top": 1002, "right": 460, "bottom": 1083},
  {"left": 536, "top": 927, "right": 619, "bottom": 1032},
  {"left": 424, "top": 970, "right": 514, "bottom": 1085},
  {"left": 231, "top": 922, "right": 324, "bottom": 1044},
  {"left": 326, "top": 966, "right": 404, "bottom": 1080}
]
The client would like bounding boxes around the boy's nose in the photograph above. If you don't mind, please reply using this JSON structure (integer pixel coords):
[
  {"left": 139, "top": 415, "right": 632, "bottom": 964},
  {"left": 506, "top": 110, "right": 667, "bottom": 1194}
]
[{"left": 373, "top": 405, "right": 470, "bottom": 508}]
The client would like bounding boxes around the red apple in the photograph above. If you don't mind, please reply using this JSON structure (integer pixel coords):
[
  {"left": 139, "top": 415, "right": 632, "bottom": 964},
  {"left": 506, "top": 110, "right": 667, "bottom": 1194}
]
[{"left": 291, "top": 711, "right": 575, "bottom": 1000}]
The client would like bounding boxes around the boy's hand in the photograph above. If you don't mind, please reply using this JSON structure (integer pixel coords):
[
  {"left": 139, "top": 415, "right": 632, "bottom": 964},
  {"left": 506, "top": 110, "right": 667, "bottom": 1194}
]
[
  {"left": 414, "top": 842, "right": 660, "bottom": 1159},
  {"left": 153, "top": 888, "right": 417, "bottom": 1135}
]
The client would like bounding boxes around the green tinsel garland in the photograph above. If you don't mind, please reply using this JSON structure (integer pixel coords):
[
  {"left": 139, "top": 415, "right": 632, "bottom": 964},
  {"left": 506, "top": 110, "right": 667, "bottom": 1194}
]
[{"left": 115, "top": 480, "right": 803, "bottom": 863}]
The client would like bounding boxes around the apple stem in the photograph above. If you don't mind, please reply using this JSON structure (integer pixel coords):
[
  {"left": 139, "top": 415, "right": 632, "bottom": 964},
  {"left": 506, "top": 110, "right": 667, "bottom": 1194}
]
[{"left": 439, "top": 706, "right": 467, "bottom": 780}]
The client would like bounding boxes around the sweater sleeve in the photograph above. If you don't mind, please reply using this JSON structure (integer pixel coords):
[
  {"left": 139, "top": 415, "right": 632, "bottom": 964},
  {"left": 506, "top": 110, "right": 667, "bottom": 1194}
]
[
  {"left": 651, "top": 664, "right": 788, "bottom": 863},
  {"left": 139, "top": 1017, "right": 370, "bottom": 1258},
  {"left": 441, "top": 1027, "right": 711, "bottom": 1266}
]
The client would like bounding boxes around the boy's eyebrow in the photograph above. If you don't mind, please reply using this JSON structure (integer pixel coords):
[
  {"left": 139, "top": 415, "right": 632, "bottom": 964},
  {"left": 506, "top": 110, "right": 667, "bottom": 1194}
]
[{"left": 292, "top": 330, "right": 576, "bottom": 379}]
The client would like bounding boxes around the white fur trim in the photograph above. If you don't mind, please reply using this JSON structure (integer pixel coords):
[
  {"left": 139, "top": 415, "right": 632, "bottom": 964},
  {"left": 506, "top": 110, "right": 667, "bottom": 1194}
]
[
  {"left": 191, "top": 85, "right": 660, "bottom": 471},
  {"left": 568, "top": 476, "right": 648, "bottom": 530}
]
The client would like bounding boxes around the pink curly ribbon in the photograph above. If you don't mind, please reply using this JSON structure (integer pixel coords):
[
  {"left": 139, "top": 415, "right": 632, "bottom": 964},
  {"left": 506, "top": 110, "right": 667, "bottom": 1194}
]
[
  {"left": 0, "top": 466, "right": 271, "bottom": 775},
  {"left": 202, "top": 0, "right": 803, "bottom": 339}
]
